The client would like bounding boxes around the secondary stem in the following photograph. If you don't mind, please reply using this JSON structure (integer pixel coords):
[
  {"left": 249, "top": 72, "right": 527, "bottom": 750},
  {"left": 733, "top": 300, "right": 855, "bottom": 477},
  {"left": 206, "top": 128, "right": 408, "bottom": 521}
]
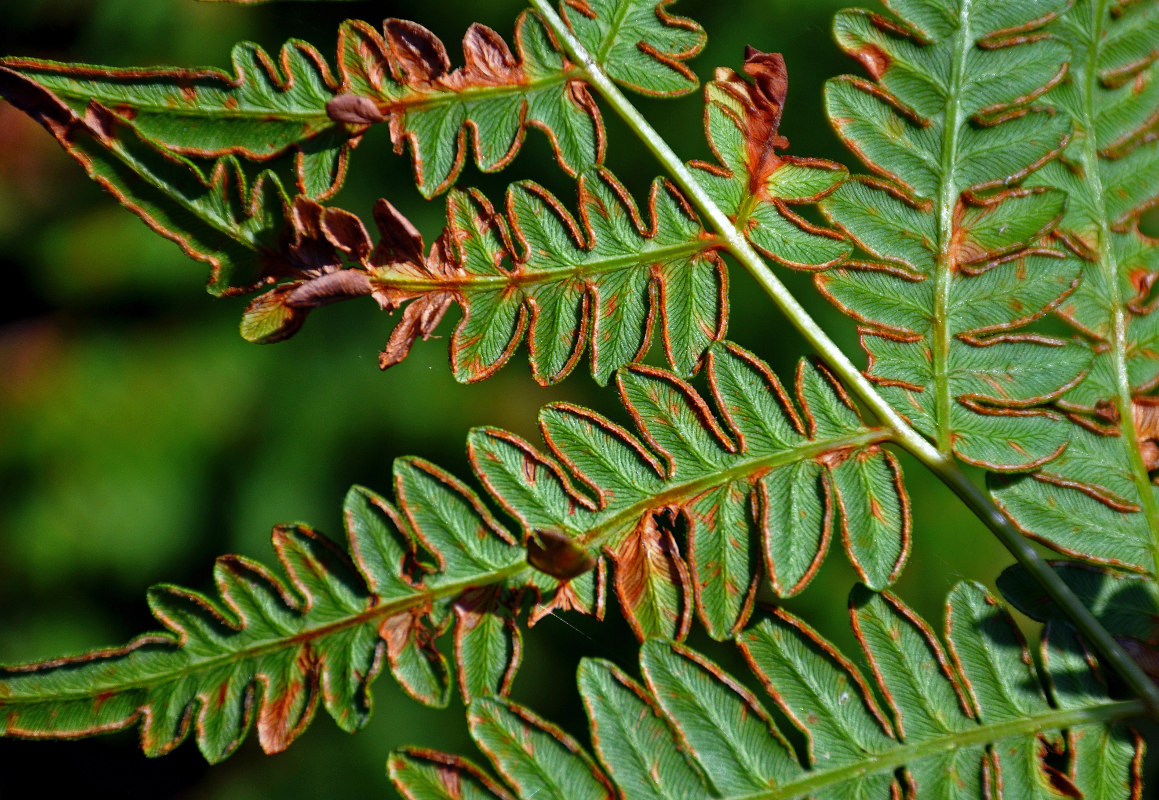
[{"left": 526, "top": 0, "right": 1159, "bottom": 716}]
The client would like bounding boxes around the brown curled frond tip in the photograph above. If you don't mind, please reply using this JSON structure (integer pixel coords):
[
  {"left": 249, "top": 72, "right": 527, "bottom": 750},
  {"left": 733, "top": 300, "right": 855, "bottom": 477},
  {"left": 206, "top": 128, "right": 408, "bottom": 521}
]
[{"left": 717, "top": 48, "right": 791, "bottom": 191}]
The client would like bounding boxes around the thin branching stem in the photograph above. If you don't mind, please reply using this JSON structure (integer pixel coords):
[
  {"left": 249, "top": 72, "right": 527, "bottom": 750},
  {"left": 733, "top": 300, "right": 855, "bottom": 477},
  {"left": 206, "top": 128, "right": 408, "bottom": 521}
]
[{"left": 526, "top": 0, "right": 1159, "bottom": 716}]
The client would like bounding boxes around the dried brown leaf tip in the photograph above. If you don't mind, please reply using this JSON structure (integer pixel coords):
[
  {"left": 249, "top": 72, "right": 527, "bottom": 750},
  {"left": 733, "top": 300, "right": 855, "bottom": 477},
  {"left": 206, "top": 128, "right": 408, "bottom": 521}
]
[
  {"left": 388, "top": 20, "right": 523, "bottom": 90},
  {"left": 241, "top": 197, "right": 376, "bottom": 344},
  {"left": 607, "top": 507, "right": 692, "bottom": 641},
  {"left": 241, "top": 195, "right": 465, "bottom": 367},
  {"left": 327, "top": 20, "right": 526, "bottom": 125},
  {"left": 715, "top": 48, "right": 790, "bottom": 193}
]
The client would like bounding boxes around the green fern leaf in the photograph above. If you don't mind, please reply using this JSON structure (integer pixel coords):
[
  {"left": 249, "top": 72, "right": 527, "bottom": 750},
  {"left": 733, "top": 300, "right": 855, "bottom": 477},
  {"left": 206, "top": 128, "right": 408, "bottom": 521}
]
[
  {"left": 472, "top": 341, "right": 908, "bottom": 641},
  {"left": 817, "top": 0, "right": 1090, "bottom": 470},
  {"left": 0, "top": 474, "right": 527, "bottom": 762},
  {"left": 389, "top": 750, "right": 519, "bottom": 800},
  {"left": 0, "top": 2, "right": 702, "bottom": 200},
  {"left": 989, "top": 0, "right": 1159, "bottom": 574},
  {"left": 0, "top": 59, "right": 729, "bottom": 382},
  {"left": 0, "top": 342, "right": 914, "bottom": 757},
  {"left": 390, "top": 582, "right": 1145, "bottom": 799},
  {"left": 247, "top": 51, "right": 856, "bottom": 383},
  {"left": 466, "top": 696, "right": 614, "bottom": 800},
  {"left": 1, "top": 39, "right": 849, "bottom": 384},
  {"left": 441, "top": 171, "right": 723, "bottom": 385},
  {"left": 241, "top": 169, "right": 728, "bottom": 384},
  {"left": 330, "top": 12, "right": 607, "bottom": 198}
]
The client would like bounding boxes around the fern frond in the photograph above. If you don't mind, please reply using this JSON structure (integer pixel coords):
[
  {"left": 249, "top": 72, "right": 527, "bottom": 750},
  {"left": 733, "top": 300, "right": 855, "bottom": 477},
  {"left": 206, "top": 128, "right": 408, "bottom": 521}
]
[
  {"left": 0, "top": 475, "right": 526, "bottom": 763},
  {"left": 248, "top": 50, "right": 854, "bottom": 384},
  {"left": 0, "top": 1, "right": 702, "bottom": 200},
  {"left": 390, "top": 583, "right": 1145, "bottom": 800},
  {"left": 0, "top": 342, "right": 914, "bottom": 758},
  {"left": 562, "top": 0, "right": 705, "bottom": 97},
  {"left": 236, "top": 168, "right": 726, "bottom": 384},
  {"left": 0, "top": 60, "right": 724, "bottom": 375},
  {"left": 0, "top": 37, "right": 849, "bottom": 385},
  {"left": 816, "top": 0, "right": 1090, "bottom": 470},
  {"left": 473, "top": 341, "right": 908, "bottom": 639},
  {"left": 988, "top": 0, "right": 1159, "bottom": 575}
]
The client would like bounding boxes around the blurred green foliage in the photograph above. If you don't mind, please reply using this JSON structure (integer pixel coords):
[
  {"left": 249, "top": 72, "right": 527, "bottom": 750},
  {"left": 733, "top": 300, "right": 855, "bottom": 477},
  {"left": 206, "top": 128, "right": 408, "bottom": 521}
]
[{"left": 0, "top": 1, "right": 1025, "bottom": 796}]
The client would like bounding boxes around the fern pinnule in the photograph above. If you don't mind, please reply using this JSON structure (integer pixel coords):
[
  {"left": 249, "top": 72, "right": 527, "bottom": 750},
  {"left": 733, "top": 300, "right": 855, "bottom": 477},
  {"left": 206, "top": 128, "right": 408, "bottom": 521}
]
[
  {"left": 390, "top": 583, "right": 1145, "bottom": 800},
  {"left": 816, "top": 0, "right": 1090, "bottom": 471},
  {"left": 691, "top": 48, "right": 852, "bottom": 270}
]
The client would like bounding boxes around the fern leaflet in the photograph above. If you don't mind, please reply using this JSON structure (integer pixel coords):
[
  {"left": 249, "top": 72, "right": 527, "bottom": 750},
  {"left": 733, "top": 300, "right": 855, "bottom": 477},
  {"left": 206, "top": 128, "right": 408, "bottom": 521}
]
[
  {"left": 0, "top": 476, "right": 526, "bottom": 763},
  {"left": 816, "top": 0, "right": 1089, "bottom": 470},
  {"left": 0, "top": 34, "right": 847, "bottom": 385},
  {"left": 989, "top": 0, "right": 1159, "bottom": 575},
  {"left": 390, "top": 582, "right": 1144, "bottom": 800},
  {"left": 0, "top": 343, "right": 916, "bottom": 756}
]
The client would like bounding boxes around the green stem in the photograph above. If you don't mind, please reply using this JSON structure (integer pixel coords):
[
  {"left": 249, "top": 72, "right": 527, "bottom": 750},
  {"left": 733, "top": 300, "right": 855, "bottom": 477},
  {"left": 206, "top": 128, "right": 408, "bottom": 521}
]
[
  {"left": 369, "top": 238, "right": 722, "bottom": 292},
  {"left": 931, "top": 0, "right": 973, "bottom": 456},
  {"left": 525, "top": 0, "right": 1159, "bottom": 716}
]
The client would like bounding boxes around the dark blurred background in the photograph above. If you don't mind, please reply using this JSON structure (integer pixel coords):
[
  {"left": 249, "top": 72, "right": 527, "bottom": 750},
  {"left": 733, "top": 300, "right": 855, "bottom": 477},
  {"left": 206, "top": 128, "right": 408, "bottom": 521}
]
[{"left": 0, "top": 0, "right": 1077, "bottom": 796}]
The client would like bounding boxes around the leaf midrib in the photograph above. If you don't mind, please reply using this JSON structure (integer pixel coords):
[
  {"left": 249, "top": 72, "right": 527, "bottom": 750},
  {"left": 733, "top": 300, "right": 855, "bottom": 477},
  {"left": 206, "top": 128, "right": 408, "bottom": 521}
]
[
  {"left": 595, "top": 0, "right": 635, "bottom": 65},
  {"left": 931, "top": 1, "right": 973, "bottom": 454},
  {"left": 728, "top": 699, "right": 1144, "bottom": 800},
  {"left": 579, "top": 429, "right": 891, "bottom": 543},
  {"left": 10, "top": 63, "right": 578, "bottom": 125},
  {"left": 370, "top": 238, "right": 722, "bottom": 292},
  {"left": 2, "top": 430, "right": 889, "bottom": 704}
]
